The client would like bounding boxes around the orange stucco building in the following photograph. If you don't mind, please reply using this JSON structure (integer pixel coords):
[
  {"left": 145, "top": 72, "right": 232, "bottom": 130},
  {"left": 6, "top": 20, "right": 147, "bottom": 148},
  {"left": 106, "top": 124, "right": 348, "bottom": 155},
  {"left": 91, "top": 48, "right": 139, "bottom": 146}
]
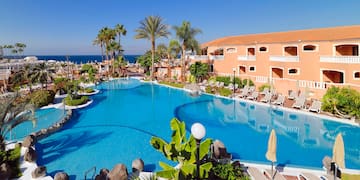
[{"left": 191, "top": 25, "right": 360, "bottom": 98}]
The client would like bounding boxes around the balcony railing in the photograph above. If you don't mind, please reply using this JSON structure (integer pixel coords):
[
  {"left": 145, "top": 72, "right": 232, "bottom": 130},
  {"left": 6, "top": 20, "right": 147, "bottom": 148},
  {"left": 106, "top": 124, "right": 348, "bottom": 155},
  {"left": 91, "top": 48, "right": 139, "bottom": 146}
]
[
  {"left": 237, "top": 55, "right": 256, "bottom": 61},
  {"left": 269, "top": 56, "right": 299, "bottom": 62},
  {"left": 188, "top": 55, "right": 209, "bottom": 60},
  {"left": 209, "top": 55, "right": 224, "bottom": 60},
  {"left": 320, "top": 56, "right": 360, "bottom": 64}
]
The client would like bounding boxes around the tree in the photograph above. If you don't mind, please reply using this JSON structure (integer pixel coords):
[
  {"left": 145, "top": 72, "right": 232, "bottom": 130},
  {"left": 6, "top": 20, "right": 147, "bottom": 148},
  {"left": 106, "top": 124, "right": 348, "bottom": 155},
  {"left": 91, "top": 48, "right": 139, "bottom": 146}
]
[
  {"left": 135, "top": 15, "right": 170, "bottom": 80},
  {"left": 10, "top": 64, "right": 35, "bottom": 92},
  {"left": 136, "top": 51, "right": 161, "bottom": 75},
  {"left": 93, "top": 32, "right": 105, "bottom": 61},
  {"left": 99, "top": 27, "right": 116, "bottom": 60},
  {"left": 173, "top": 21, "right": 202, "bottom": 82},
  {"left": 32, "top": 63, "right": 52, "bottom": 89},
  {"left": 190, "top": 62, "right": 209, "bottom": 83},
  {"left": 14, "top": 43, "right": 26, "bottom": 58},
  {"left": 114, "top": 24, "right": 127, "bottom": 56}
]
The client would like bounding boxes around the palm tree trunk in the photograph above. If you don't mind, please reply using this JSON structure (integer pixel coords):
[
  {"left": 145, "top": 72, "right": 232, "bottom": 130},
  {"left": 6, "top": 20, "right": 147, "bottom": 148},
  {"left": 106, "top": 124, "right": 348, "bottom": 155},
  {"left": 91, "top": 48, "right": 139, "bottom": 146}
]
[
  {"left": 181, "top": 44, "right": 186, "bottom": 82},
  {"left": 100, "top": 43, "right": 104, "bottom": 61},
  {"left": 151, "top": 40, "right": 155, "bottom": 81}
]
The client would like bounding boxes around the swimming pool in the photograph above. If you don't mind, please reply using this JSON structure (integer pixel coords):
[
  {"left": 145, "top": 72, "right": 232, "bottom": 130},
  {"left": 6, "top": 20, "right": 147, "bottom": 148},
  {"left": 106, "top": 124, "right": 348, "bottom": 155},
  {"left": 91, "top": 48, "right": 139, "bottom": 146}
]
[{"left": 36, "top": 79, "right": 360, "bottom": 179}]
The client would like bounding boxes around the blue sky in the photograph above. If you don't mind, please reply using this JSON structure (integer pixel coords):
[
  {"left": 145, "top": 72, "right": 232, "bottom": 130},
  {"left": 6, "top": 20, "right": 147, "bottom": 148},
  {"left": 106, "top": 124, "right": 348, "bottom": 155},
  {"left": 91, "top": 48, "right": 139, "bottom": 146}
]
[{"left": 1, "top": 0, "right": 360, "bottom": 55}]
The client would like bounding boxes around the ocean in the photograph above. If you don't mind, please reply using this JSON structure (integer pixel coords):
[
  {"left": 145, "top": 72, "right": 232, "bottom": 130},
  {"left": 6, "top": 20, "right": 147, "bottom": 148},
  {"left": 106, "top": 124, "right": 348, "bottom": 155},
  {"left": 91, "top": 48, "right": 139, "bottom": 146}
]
[{"left": 6, "top": 55, "right": 140, "bottom": 64}]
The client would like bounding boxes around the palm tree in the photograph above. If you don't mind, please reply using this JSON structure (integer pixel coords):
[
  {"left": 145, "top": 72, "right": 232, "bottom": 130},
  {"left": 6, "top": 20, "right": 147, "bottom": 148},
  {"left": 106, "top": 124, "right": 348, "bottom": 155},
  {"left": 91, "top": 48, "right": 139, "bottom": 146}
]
[
  {"left": 15, "top": 43, "right": 26, "bottom": 58},
  {"left": 114, "top": 24, "right": 127, "bottom": 56},
  {"left": 32, "top": 63, "right": 52, "bottom": 89},
  {"left": 167, "top": 40, "right": 181, "bottom": 80},
  {"left": 99, "top": 27, "right": 116, "bottom": 60},
  {"left": 135, "top": 16, "right": 170, "bottom": 80},
  {"left": 93, "top": 33, "right": 105, "bottom": 61},
  {"left": 156, "top": 43, "right": 168, "bottom": 59},
  {"left": 173, "top": 21, "right": 202, "bottom": 82},
  {"left": 107, "top": 41, "right": 122, "bottom": 74}
]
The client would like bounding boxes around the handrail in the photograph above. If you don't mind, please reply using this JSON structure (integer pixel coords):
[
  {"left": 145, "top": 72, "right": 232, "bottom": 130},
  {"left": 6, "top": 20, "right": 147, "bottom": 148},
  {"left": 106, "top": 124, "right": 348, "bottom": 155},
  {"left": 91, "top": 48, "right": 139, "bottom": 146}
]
[{"left": 84, "top": 166, "right": 96, "bottom": 180}]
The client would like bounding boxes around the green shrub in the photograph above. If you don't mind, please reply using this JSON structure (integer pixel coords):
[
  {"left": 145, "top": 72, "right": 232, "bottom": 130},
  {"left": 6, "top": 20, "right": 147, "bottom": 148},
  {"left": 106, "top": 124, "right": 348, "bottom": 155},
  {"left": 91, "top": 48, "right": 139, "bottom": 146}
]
[
  {"left": 218, "top": 87, "right": 232, "bottom": 97},
  {"left": 64, "top": 95, "right": 89, "bottom": 106},
  {"left": 80, "top": 87, "right": 95, "bottom": 93},
  {"left": 242, "top": 79, "right": 254, "bottom": 87},
  {"left": 258, "top": 83, "right": 271, "bottom": 92},
  {"left": 234, "top": 77, "right": 242, "bottom": 87},
  {"left": 0, "top": 145, "right": 22, "bottom": 178},
  {"left": 205, "top": 86, "right": 214, "bottom": 94},
  {"left": 322, "top": 86, "right": 360, "bottom": 118},
  {"left": 30, "top": 90, "right": 55, "bottom": 108},
  {"left": 159, "top": 81, "right": 184, "bottom": 88},
  {"left": 216, "top": 76, "right": 231, "bottom": 86}
]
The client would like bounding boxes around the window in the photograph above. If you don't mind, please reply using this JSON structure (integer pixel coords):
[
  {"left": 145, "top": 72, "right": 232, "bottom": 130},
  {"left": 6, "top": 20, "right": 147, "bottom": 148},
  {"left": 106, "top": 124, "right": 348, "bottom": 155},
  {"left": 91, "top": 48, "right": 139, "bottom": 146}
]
[
  {"left": 288, "top": 68, "right": 299, "bottom": 75},
  {"left": 354, "top": 72, "right": 360, "bottom": 79},
  {"left": 226, "top": 48, "right": 237, "bottom": 53},
  {"left": 249, "top": 66, "right": 256, "bottom": 72},
  {"left": 303, "top": 45, "right": 317, "bottom": 51},
  {"left": 259, "top": 47, "right": 267, "bottom": 52}
]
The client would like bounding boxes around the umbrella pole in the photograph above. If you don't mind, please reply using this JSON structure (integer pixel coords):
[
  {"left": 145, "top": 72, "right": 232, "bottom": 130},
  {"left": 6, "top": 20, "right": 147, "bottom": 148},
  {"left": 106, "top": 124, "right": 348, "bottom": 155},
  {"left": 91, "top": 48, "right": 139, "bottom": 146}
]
[
  {"left": 334, "top": 163, "right": 336, "bottom": 180},
  {"left": 271, "top": 162, "right": 274, "bottom": 180}
]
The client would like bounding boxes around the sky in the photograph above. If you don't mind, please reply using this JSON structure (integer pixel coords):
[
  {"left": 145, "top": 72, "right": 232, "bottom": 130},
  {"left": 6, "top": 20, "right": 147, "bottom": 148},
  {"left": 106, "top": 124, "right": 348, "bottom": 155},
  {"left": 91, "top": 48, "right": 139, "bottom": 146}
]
[{"left": 1, "top": 0, "right": 360, "bottom": 55}]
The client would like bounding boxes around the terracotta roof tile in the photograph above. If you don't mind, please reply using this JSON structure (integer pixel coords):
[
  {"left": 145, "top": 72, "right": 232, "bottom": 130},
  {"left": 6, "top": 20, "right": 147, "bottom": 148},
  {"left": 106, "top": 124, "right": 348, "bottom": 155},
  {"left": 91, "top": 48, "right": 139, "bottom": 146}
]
[{"left": 203, "top": 25, "right": 360, "bottom": 47}]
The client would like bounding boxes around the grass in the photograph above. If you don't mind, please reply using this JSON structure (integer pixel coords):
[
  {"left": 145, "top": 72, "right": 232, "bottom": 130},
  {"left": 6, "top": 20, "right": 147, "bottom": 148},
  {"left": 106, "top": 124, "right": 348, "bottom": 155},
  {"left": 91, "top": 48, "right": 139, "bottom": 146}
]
[
  {"left": 159, "top": 81, "right": 185, "bottom": 88},
  {"left": 342, "top": 173, "right": 360, "bottom": 180}
]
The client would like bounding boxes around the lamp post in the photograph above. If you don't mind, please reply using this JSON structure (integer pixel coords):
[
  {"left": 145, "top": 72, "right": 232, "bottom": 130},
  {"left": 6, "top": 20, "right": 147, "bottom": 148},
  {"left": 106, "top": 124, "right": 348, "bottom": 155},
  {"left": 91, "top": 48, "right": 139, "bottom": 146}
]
[
  {"left": 232, "top": 67, "right": 236, "bottom": 97},
  {"left": 191, "top": 123, "right": 206, "bottom": 180}
]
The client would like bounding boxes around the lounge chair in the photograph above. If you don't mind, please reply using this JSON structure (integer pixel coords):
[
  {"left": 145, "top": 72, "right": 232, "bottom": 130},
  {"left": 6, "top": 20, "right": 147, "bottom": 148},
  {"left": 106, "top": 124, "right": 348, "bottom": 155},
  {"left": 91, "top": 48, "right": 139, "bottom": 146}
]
[
  {"left": 264, "top": 169, "right": 287, "bottom": 180},
  {"left": 238, "top": 88, "right": 249, "bottom": 98},
  {"left": 240, "top": 85, "right": 249, "bottom": 93},
  {"left": 272, "top": 95, "right": 285, "bottom": 106},
  {"left": 309, "top": 100, "right": 322, "bottom": 113},
  {"left": 260, "top": 87, "right": 269, "bottom": 95},
  {"left": 288, "top": 90, "right": 298, "bottom": 100},
  {"left": 300, "top": 172, "right": 321, "bottom": 180},
  {"left": 198, "top": 79, "right": 207, "bottom": 86},
  {"left": 292, "top": 96, "right": 306, "bottom": 109},
  {"left": 260, "top": 92, "right": 272, "bottom": 103},
  {"left": 247, "top": 91, "right": 259, "bottom": 101},
  {"left": 247, "top": 167, "right": 268, "bottom": 180},
  {"left": 248, "top": 86, "right": 256, "bottom": 93}
]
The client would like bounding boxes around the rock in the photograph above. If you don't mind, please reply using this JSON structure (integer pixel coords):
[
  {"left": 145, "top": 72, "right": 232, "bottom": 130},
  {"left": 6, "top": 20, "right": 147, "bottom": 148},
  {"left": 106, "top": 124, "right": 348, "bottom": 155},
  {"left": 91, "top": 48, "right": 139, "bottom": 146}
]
[
  {"left": 31, "top": 166, "right": 47, "bottom": 179},
  {"left": 107, "top": 164, "right": 128, "bottom": 180},
  {"left": 213, "top": 140, "right": 225, "bottom": 159},
  {"left": 22, "top": 135, "right": 36, "bottom": 147},
  {"left": 132, "top": 158, "right": 144, "bottom": 172},
  {"left": 95, "top": 168, "right": 109, "bottom": 180},
  {"left": 0, "top": 163, "right": 10, "bottom": 180},
  {"left": 24, "top": 147, "right": 37, "bottom": 162},
  {"left": 54, "top": 172, "right": 69, "bottom": 180}
]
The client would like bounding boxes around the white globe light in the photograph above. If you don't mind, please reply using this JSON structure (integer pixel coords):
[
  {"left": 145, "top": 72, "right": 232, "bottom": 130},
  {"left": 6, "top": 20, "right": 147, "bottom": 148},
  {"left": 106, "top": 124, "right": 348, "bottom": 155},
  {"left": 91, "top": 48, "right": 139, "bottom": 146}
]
[{"left": 191, "top": 123, "right": 206, "bottom": 140}]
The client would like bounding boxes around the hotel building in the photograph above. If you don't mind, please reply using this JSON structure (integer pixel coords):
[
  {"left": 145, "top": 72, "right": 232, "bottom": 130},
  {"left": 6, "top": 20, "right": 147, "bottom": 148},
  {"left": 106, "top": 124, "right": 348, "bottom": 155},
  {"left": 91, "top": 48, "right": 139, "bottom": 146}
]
[{"left": 190, "top": 25, "right": 360, "bottom": 98}]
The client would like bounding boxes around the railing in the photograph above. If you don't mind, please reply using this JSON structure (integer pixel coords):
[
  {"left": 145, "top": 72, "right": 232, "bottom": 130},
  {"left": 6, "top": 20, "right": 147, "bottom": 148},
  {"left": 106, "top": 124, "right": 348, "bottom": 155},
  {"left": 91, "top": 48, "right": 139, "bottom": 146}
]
[
  {"left": 237, "top": 55, "right": 256, "bottom": 61},
  {"left": 209, "top": 55, "right": 224, "bottom": 60},
  {"left": 269, "top": 56, "right": 299, "bottom": 62},
  {"left": 84, "top": 166, "right": 96, "bottom": 180},
  {"left": 320, "top": 56, "right": 360, "bottom": 64},
  {"left": 188, "top": 55, "right": 209, "bottom": 60}
]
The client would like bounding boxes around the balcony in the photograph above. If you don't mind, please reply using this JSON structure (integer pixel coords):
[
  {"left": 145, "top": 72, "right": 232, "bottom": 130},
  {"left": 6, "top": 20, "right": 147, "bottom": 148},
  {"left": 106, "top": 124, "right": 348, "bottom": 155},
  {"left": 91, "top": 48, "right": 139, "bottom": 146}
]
[
  {"left": 269, "top": 56, "right": 299, "bottom": 62},
  {"left": 188, "top": 55, "right": 209, "bottom": 61},
  {"left": 320, "top": 56, "right": 360, "bottom": 64},
  {"left": 237, "top": 55, "right": 256, "bottom": 61},
  {"left": 210, "top": 55, "right": 224, "bottom": 60}
]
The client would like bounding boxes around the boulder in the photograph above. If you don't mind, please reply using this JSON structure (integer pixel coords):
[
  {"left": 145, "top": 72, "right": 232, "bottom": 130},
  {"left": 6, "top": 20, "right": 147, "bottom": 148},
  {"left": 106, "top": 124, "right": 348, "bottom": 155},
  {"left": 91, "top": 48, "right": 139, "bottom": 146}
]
[
  {"left": 31, "top": 166, "right": 47, "bottom": 179},
  {"left": 54, "top": 172, "right": 69, "bottom": 180},
  {"left": 213, "top": 140, "right": 225, "bottom": 159},
  {"left": 132, "top": 158, "right": 144, "bottom": 172},
  {"left": 107, "top": 164, "right": 128, "bottom": 180},
  {"left": 24, "top": 147, "right": 37, "bottom": 162},
  {"left": 22, "top": 135, "right": 36, "bottom": 147},
  {"left": 95, "top": 168, "right": 109, "bottom": 180}
]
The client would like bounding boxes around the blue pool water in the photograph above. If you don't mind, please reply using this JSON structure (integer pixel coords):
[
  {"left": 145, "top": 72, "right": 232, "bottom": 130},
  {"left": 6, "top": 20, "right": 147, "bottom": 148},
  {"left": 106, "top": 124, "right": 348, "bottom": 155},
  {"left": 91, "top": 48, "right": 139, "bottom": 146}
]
[
  {"left": 5, "top": 108, "right": 66, "bottom": 140},
  {"left": 36, "top": 79, "right": 360, "bottom": 179}
]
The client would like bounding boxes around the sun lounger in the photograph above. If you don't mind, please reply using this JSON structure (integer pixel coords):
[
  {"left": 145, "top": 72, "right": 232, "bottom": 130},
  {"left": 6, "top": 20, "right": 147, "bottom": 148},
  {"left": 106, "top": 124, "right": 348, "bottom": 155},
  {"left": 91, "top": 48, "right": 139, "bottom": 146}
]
[
  {"left": 264, "top": 169, "right": 287, "bottom": 180},
  {"left": 247, "top": 167, "right": 268, "bottom": 180},
  {"left": 260, "top": 87, "right": 269, "bottom": 95},
  {"left": 272, "top": 95, "right": 285, "bottom": 106},
  {"left": 238, "top": 88, "right": 249, "bottom": 98},
  {"left": 247, "top": 91, "right": 259, "bottom": 101},
  {"left": 309, "top": 100, "right": 322, "bottom": 113},
  {"left": 288, "top": 90, "right": 298, "bottom": 100},
  {"left": 248, "top": 86, "right": 256, "bottom": 93},
  {"left": 240, "top": 85, "right": 249, "bottom": 93},
  {"left": 321, "top": 174, "right": 341, "bottom": 180},
  {"left": 300, "top": 172, "right": 321, "bottom": 180},
  {"left": 261, "top": 92, "right": 272, "bottom": 103},
  {"left": 292, "top": 96, "right": 306, "bottom": 109}
]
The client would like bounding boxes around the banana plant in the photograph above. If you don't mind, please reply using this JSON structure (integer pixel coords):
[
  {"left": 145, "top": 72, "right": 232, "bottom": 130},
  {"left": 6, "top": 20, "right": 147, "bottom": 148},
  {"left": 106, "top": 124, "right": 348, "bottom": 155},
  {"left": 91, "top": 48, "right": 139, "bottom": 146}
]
[{"left": 150, "top": 118, "right": 212, "bottom": 179}]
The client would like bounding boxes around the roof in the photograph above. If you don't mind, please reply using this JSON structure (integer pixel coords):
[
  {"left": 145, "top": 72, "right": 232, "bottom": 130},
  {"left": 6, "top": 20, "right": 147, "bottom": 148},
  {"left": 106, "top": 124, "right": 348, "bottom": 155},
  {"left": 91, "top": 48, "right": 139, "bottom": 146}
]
[{"left": 202, "top": 25, "right": 360, "bottom": 47}]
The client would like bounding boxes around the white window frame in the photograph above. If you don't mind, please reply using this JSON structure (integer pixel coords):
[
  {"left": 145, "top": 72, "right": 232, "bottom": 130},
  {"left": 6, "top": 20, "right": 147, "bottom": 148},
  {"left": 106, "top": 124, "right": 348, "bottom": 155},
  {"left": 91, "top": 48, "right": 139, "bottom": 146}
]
[
  {"left": 258, "top": 46, "right": 268, "bottom": 53},
  {"left": 302, "top": 44, "right": 318, "bottom": 52},
  {"left": 288, "top": 68, "right": 300, "bottom": 75},
  {"left": 332, "top": 43, "right": 360, "bottom": 56},
  {"left": 249, "top": 66, "right": 256, "bottom": 72},
  {"left": 246, "top": 46, "right": 256, "bottom": 56},
  {"left": 353, "top": 71, "right": 360, "bottom": 80},
  {"left": 226, "top": 47, "right": 237, "bottom": 54},
  {"left": 320, "top": 68, "right": 346, "bottom": 83},
  {"left": 282, "top": 45, "right": 298, "bottom": 56}
]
